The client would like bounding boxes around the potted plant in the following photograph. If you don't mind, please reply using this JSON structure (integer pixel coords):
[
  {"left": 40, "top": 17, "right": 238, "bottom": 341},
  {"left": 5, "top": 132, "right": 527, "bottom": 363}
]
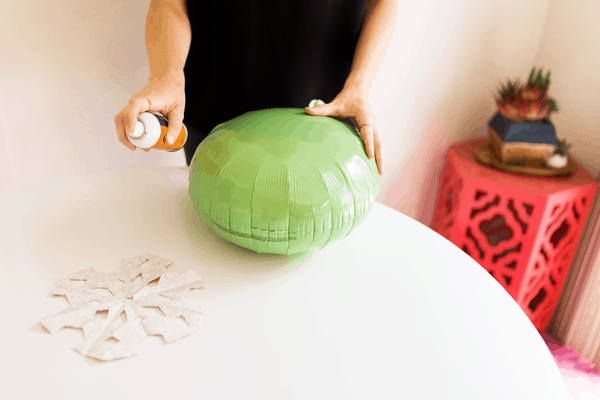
[
  {"left": 546, "top": 139, "right": 571, "bottom": 169},
  {"left": 488, "top": 67, "right": 561, "bottom": 164},
  {"left": 496, "top": 68, "right": 559, "bottom": 122}
]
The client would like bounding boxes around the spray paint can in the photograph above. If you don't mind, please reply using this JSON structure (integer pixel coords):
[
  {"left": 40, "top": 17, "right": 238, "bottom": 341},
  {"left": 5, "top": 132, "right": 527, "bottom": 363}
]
[{"left": 127, "top": 112, "right": 187, "bottom": 151}]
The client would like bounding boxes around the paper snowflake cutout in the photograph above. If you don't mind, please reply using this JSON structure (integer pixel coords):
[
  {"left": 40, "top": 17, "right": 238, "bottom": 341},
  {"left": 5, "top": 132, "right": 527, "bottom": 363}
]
[{"left": 41, "top": 255, "right": 204, "bottom": 361}]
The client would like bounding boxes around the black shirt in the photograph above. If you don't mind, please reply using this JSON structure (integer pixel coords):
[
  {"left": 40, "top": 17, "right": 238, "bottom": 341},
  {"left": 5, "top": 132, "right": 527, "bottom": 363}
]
[{"left": 182, "top": 0, "right": 368, "bottom": 162}]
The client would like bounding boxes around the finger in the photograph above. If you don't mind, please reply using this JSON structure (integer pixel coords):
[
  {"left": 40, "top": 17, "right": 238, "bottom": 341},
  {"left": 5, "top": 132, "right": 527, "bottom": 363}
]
[
  {"left": 143, "top": 148, "right": 150, "bottom": 152},
  {"left": 166, "top": 106, "right": 185, "bottom": 145},
  {"left": 373, "top": 128, "right": 384, "bottom": 175},
  {"left": 124, "top": 97, "right": 150, "bottom": 136},
  {"left": 353, "top": 110, "right": 374, "bottom": 157},
  {"left": 304, "top": 102, "right": 340, "bottom": 117},
  {"left": 114, "top": 113, "right": 136, "bottom": 151},
  {"left": 360, "top": 124, "right": 375, "bottom": 160}
]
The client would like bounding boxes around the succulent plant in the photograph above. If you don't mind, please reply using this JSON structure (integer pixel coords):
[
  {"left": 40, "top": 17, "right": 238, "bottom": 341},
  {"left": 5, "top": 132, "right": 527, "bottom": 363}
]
[
  {"left": 495, "top": 67, "right": 559, "bottom": 122},
  {"left": 555, "top": 139, "right": 572, "bottom": 156}
]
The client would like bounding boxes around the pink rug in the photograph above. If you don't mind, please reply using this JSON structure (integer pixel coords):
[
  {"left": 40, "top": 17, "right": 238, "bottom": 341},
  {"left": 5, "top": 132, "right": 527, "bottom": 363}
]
[{"left": 542, "top": 332, "right": 600, "bottom": 399}]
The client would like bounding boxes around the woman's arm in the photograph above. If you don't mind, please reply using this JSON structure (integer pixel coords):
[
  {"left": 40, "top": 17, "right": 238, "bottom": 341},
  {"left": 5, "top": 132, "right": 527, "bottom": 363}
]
[
  {"left": 305, "top": 0, "right": 398, "bottom": 175},
  {"left": 146, "top": 0, "right": 191, "bottom": 82},
  {"left": 344, "top": 0, "right": 399, "bottom": 96},
  {"left": 114, "top": 0, "right": 192, "bottom": 150}
]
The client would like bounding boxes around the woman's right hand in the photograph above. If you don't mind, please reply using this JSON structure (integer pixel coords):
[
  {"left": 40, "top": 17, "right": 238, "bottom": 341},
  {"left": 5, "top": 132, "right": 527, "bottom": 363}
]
[{"left": 114, "top": 70, "right": 186, "bottom": 152}]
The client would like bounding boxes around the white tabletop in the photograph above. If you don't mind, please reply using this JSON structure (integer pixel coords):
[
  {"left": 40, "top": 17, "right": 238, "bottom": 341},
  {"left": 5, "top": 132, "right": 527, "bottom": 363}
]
[{"left": 0, "top": 167, "right": 569, "bottom": 400}]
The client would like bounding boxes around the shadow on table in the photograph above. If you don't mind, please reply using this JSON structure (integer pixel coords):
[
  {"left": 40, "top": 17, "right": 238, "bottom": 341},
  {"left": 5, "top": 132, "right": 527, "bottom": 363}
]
[
  {"left": 24, "top": 178, "right": 314, "bottom": 291},
  {"left": 176, "top": 189, "right": 314, "bottom": 287}
]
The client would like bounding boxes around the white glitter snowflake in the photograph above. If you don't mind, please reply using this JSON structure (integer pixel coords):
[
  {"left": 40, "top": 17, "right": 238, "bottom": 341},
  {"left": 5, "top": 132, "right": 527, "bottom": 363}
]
[{"left": 41, "top": 255, "right": 204, "bottom": 361}]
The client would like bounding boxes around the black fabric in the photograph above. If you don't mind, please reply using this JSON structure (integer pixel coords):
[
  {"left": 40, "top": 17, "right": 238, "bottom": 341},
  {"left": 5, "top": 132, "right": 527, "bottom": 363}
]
[
  {"left": 182, "top": 0, "right": 368, "bottom": 165},
  {"left": 183, "top": 124, "right": 206, "bottom": 166}
]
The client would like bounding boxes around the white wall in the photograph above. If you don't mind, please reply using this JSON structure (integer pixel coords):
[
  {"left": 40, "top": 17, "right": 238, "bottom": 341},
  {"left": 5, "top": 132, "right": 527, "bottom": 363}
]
[
  {"left": 375, "top": 0, "right": 553, "bottom": 223},
  {"left": 533, "top": 0, "right": 600, "bottom": 178},
  {"left": 3, "top": 0, "right": 585, "bottom": 228},
  {"left": 0, "top": 0, "right": 185, "bottom": 193}
]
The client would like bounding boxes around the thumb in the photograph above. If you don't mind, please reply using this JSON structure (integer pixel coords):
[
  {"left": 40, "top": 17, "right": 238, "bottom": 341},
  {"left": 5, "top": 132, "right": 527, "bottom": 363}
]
[
  {"left": 304, "top": 101, "right": 335, "bottom": 116},
  {"left": 166, "top": 108, "right": 184, "bottom": 145}
]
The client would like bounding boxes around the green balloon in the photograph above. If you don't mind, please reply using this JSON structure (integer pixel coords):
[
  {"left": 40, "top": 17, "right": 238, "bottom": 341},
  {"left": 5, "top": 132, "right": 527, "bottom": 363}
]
[{"left": 188, "top": 108, "right": 380, "bottom": 255}]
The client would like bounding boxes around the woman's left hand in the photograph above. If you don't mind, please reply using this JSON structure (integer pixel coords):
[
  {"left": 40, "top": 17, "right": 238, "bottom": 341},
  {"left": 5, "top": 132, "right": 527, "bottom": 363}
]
[{"left": 304, "top": 88, "right": 384, "bottom": 176}]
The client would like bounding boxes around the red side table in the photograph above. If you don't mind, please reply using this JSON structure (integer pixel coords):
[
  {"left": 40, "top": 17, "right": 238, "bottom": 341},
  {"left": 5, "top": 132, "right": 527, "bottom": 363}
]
[{"left": 431, "top": 139, "right": 598, "bottom": 332}]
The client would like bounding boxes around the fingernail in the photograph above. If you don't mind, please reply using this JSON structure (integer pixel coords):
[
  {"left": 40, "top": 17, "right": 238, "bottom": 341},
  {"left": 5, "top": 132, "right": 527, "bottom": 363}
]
[{"left": 167, "top": 135, "right": 175, "bottom": 145}]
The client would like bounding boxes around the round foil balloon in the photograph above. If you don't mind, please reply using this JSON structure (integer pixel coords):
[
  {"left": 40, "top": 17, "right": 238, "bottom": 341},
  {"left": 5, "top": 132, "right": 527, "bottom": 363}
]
[{"left": 188, "top": 108, "right": 380, "bottom": 255}]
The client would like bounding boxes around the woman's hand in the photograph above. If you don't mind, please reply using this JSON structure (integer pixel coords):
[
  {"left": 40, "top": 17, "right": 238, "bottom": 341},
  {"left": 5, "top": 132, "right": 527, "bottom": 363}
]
[
  {"left": 114, "top": 70, "right": 186, "bottom": 152},
  {"left": 304, "top": 88, "right": 384, "bottom": 175}
]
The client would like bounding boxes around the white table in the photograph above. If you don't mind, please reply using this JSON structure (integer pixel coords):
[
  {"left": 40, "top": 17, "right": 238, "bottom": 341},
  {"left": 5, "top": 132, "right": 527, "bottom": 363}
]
[{"left": 0, "top": 167, "right": 569, "bottom": 400}]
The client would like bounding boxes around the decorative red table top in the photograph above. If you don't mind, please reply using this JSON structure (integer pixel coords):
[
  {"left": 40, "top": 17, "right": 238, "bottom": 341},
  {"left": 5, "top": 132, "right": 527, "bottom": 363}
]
[{"left": 450, "top": 139, "right": 597, "bottom": 193}]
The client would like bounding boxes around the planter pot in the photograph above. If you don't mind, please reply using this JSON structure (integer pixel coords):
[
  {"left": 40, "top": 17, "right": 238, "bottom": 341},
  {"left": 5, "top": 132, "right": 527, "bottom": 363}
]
[
  {"left": 546, "top": 154, "right": 568, "bottom": 169},
  {"left": 497, "top": 104, "right": 550, "bottom": 122},
  {"left": 488, "top": 111, "right": 558, "bottom": 164}
]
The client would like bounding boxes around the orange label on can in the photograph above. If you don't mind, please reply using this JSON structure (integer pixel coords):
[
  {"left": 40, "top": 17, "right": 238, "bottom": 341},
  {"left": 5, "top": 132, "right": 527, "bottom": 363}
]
[{"left": 149, "top": 113, "right": 188, "bottom": 152}]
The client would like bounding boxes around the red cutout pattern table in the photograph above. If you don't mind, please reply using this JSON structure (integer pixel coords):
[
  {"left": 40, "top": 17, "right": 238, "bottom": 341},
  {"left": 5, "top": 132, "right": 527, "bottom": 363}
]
[{"left": 431, "top": 139, "right": 598, "bottom": 332}]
